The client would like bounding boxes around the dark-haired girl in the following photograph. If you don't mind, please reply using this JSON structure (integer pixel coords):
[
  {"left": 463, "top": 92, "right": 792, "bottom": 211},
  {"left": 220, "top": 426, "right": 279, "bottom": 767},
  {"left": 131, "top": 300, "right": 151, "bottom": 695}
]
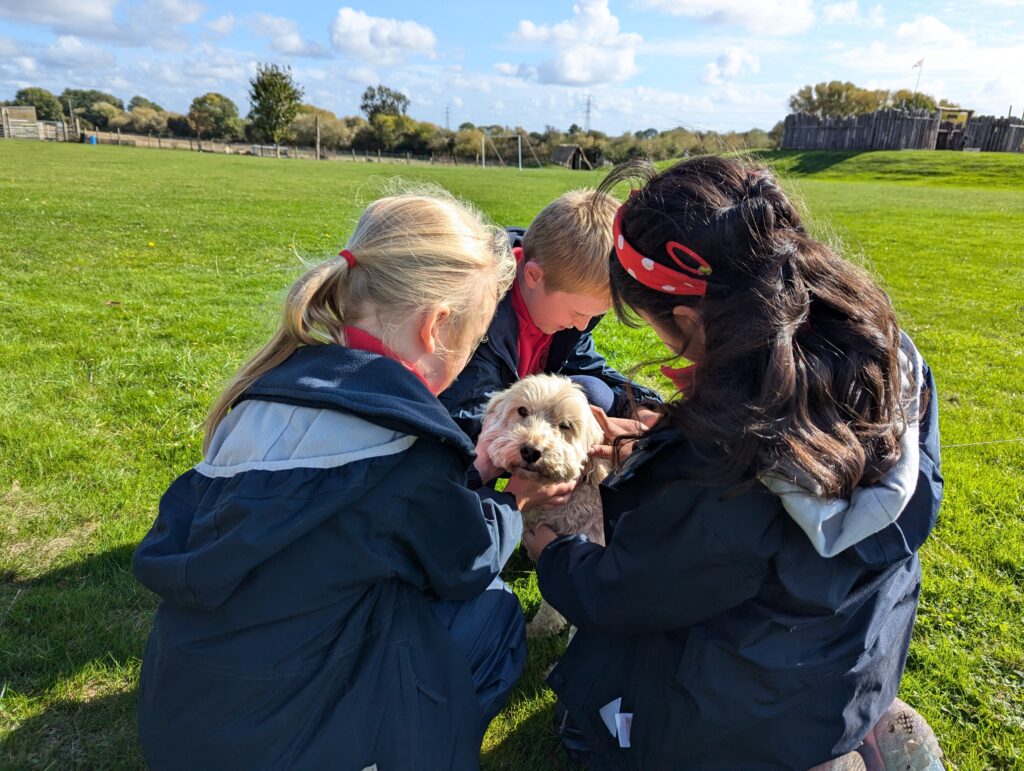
[{"left": 522, "top": 156, "right": 944, "bottom": 769}]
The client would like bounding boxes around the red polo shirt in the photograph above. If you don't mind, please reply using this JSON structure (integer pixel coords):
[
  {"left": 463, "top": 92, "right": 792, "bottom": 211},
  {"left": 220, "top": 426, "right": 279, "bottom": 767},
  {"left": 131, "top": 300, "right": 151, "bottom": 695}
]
[
  {"left": 510, "top": 247, "right": 554, "bottom": 377},
  {"left": 343, "top": 326, "right": 430, "bottom": 389}
]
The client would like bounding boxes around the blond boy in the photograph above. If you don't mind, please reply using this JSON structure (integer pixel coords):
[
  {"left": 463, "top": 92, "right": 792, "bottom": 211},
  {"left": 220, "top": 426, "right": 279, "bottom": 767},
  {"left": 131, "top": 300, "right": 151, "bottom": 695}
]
[{"left": 440, "top": 189, "right": 660, "bottom": 450}]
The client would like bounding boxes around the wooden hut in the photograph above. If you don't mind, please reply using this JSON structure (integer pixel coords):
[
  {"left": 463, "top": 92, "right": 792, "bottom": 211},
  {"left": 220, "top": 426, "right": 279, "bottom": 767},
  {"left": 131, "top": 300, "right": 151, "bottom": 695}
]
[
  {"left": 0, "top": 106, "right": 41, "bottom": 139},
  {"left": 551, "top": 144, "right": 593, "bottom": 170}
]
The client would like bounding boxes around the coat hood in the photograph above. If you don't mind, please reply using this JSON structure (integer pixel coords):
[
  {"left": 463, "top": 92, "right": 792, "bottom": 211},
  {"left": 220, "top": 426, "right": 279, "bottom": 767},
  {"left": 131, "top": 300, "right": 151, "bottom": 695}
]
[
  {"left": 243, "top": 344, "right": 476, "bottom": 459},
  {"left": 760, "top": 332, "right": 940, "bottom": 561}
]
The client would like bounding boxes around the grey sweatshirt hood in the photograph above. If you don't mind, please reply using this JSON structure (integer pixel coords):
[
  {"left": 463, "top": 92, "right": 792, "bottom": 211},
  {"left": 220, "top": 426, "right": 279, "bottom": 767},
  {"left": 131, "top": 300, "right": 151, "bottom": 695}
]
[{"left": 760, "top": 332, "right": 925, "bottom": 558}]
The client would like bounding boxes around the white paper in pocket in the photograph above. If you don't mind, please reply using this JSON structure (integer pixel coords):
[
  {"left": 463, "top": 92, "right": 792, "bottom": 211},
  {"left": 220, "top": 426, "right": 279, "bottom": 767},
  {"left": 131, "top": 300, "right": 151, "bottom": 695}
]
[
  {"left": 599, "top": 697, "right": 622, "bottom": 736},
  {"left": 615, "top": 712, "right": 633, "bottom": 748}
]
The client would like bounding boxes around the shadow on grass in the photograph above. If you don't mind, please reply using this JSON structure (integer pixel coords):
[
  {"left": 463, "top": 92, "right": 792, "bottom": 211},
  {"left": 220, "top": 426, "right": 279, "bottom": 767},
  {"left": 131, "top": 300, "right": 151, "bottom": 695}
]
[
  {"left": 753, "top": 149, "right": 867, "bottom": 175},
  {"left": 0, "top": 544, "right": 152, "bottom": 694},
  {"left": 0, "top": 544, "right": 150, "bottom": 768},
  {"left": 1, "top": 691, "right": 143, "bottom": 770}
]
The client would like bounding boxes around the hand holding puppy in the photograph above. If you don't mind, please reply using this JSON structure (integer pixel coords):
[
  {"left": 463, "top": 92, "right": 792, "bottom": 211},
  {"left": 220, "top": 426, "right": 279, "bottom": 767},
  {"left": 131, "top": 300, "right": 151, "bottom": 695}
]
[
  {"left": 522, "top": 523, "right": 559, "bottom": 561},
  {"left": 588, "top": 406, "right": 659, "bottom": 462},
  {"left": 506, "top": 474, "right": 576, "bottom": 512},
  {"left": 473, "top": 431, "right": 503, "bottom": 484}
]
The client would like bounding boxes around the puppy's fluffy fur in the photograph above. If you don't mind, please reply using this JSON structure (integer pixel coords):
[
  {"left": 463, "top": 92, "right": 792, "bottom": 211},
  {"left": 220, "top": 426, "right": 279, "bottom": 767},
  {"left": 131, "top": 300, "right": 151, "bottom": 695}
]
[{"left": 480, "top": 374, "right": 609, "bottom": 635}]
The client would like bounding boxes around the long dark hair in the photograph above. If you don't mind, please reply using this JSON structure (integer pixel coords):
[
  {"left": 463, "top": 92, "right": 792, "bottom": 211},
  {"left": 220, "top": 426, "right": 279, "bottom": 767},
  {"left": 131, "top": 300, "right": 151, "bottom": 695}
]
[{"left": 599, "top": 156, "right": 905, "bottom": 499}]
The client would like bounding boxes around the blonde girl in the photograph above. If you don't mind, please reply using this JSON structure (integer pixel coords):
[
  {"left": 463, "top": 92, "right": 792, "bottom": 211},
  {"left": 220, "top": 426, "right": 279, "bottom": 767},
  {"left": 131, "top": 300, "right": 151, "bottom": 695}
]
[{"left": 133, "top": 191, "right": 564, "bottom": 770}]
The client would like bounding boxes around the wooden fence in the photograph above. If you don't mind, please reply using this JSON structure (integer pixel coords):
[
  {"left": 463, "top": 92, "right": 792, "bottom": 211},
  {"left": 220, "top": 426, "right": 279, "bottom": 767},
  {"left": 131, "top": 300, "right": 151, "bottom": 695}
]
[
  {"left": 961, "top": 116, "right": 1024, "bottom": 153},
  {"left": 782, "top": 109, "right": 1024, "bottom": 153},
  {"left": 781, "top": 109, "right": 941, "bottom": 151}
]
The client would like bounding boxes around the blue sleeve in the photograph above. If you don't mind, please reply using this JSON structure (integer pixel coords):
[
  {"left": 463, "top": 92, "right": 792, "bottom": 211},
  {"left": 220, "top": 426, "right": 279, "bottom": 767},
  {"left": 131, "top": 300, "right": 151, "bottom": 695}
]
[
  {"left": 557, "top": 332, "right": 662, "bottom": 417},
  {"left": 535, "top": 481, "right": 779, "bottom": 633},
  {"left": 393, "top": 453, "right": 523, "bottom": 601}
]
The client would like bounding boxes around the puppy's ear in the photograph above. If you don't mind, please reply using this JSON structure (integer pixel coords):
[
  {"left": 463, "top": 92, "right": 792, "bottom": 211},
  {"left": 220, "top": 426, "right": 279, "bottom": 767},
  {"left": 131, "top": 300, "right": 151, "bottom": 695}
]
[
  {"left": 581, "top": 409, "right": 605, "bottom": 451},
  {"left": 579, "top": 453, "right": 610, "bottom": 486},
  {"left": 482, "top": 389, "right": 510, "bottom": 428}
]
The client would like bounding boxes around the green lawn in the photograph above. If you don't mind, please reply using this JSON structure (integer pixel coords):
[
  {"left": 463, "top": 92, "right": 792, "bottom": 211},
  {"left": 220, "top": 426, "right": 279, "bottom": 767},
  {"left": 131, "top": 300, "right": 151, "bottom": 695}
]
[{"left": 1, "top": 143, "right": 1022, "bottom": 769}]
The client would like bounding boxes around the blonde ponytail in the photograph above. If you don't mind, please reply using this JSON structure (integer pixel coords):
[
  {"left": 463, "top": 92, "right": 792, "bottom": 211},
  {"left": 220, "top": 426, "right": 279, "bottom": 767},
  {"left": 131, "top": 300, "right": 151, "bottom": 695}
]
[{"left": 203, "top": 189, "right": 513, "bottom": 452}]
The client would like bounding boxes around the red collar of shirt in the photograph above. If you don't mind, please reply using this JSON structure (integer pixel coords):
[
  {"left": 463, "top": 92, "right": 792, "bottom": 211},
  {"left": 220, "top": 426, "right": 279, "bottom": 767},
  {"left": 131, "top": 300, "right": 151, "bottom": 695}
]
[
  {"left": 510, "top": 246, "right": 554, "bottom": 377},
  {"left": 343, "top": 326, "right": 430, "bottom": 389}
]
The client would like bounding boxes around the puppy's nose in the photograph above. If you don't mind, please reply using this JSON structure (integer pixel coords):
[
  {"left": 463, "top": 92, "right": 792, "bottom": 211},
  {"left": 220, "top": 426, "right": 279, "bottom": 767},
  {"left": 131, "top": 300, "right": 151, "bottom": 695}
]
[{"left": 520, "top": 445, "right": 542, "bottom": 464}]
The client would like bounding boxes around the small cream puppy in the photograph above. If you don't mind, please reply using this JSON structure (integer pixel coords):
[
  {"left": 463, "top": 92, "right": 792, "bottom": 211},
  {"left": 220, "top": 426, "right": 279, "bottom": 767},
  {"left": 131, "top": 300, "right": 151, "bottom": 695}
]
[{"left": 479, "top": 374, "right": 610, "bottom": 635}]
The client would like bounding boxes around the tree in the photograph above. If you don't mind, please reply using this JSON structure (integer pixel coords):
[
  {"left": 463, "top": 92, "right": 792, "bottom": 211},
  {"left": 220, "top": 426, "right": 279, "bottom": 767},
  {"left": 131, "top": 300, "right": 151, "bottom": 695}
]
[
  {"left": 60, "top": 89, "right": 125, "bottom": 128},
  {"left": 453, "top": 126, "right": 485, "bottom": 159},
  {"left": 248, "top": 63, "right": 304, "bottom": 157},
  {"left": 360, "top": 85, "right": 409, "bottom": 121},
  {"left": 111, "top": 107, "right": 168, "bottom": 136},
  {"left": 90, "top": 101, "right": 124, "bottom": 130},
  {"left": 14, "top": 87, "right": 63, "bottom": 121},
  {"left": 290, "top": 105, "right": 354, "bottom": 151},
  {"left": 166, "top": 113, "right": 191, "bottom": 137},
  {"left": 889, "top": 89, "right": 937, "bottom": 112},
  {"left": 188, "top": 92, "right": 243, "bottom": 143},
  {"left": 789, "top": 81, "right": 862, "bottom": 118},
  {"left": 789, "top": 80, "right": 941, "bottom": 118},
  {"left": 129, "top": 95, "right": 164, "bottom": 112}
]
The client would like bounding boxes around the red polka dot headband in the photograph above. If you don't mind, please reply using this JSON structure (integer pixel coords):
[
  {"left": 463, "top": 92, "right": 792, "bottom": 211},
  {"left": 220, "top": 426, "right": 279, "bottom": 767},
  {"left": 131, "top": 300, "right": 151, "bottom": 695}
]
[{"left": 612, "top": 204, "right": 711, "bottom": 296}]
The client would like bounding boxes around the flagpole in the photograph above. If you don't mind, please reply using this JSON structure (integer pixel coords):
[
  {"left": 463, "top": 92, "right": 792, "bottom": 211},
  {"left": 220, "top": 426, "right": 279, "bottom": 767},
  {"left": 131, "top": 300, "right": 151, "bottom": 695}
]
[{"left": 913, "top": 62, "right": 923, "bottom": 97}]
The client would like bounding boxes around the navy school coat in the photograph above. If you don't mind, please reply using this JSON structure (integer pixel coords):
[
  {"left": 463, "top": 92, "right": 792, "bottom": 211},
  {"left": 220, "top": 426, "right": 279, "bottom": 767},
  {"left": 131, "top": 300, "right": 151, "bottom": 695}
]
[
  {"left": 439, "top": 228, "right": 662, "bottom": 443},
  {"left": 537, "top": 347, "right": 943, "bottom": 769},
  {"left": 133, "top": 345, "right": 523, "bottom": 770}
]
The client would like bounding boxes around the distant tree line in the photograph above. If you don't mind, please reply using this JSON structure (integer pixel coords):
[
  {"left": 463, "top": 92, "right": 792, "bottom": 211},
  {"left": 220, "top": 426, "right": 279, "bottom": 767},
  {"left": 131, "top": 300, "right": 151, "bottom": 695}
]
[
  {"left": 12, "top": 71, "right": 926, "bottom": 162},
  {"left": 788, "top": 80, "right": 954, "bottom": 119}
]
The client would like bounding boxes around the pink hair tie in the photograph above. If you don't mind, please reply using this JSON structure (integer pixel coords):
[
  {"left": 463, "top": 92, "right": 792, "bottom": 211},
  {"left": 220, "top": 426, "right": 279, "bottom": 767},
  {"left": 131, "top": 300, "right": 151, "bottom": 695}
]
[{"left": 339, "top": 249, "right": 358, "bottom": 269}]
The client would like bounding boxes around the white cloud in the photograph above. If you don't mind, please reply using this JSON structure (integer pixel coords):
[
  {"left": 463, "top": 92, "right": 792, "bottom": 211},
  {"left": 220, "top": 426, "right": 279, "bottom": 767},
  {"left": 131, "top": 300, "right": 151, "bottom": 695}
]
[
  {"left": 823, "top": 1, "right": 858, "bottom": 23},
  {"left": 638, "top": 0, "right": 814, "bottom": 35},
  {"left": 0, "top": 37, "right": 20, "bottom": 56},
  {"left": 329, "top": 8, "right": 435, "bottom": 65},
  {"left": 510, "top": 0, "right": 641, "bottom": 86},
  {"left": 180, "top": 44, "right": 251, "bottom": 84},
  {"left": 896, "top": 15, "right": 967, "bottom": 46},
  {"left": 821, "top": 1, "right": 885, "bottom": 27},
  {"left": 0, "top": 0, "right": 116, "bottom": 29},
  {"left": 207, "top": 14, "right": 235, "bottom": 36},
  {"left": 701, "top": 47, "right": 759, "bottom": 85},
  {"left": 123, "top": 0, "right": 203, "bottom": 50},
  {"left": 250, "top": 13, "right": 329, "bottom": 57},
  {"left": 0, "top": 0, "right": 203, "bottom": 50},
  {"left": 824, "top": 33, "right": 1024, "bottom": 118},
  {"left": 343, "top": 65, "right": 379, "bottom": 85},
  {"left": 40, "top": 35, "right": 116, "bottom": 68}
]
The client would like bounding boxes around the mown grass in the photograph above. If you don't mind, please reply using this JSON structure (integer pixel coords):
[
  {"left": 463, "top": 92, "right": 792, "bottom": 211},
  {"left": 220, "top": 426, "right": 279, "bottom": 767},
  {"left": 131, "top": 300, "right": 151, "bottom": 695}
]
[{"left": 0, "top": 143, "right": 1021, "bottom": 769}]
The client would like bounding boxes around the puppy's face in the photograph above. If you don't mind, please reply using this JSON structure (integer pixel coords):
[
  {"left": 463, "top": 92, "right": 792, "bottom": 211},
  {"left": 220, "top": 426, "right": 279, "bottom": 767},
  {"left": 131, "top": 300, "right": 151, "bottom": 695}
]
[{"left": 480, "top": 375, "right": 604, "bottom": 483}]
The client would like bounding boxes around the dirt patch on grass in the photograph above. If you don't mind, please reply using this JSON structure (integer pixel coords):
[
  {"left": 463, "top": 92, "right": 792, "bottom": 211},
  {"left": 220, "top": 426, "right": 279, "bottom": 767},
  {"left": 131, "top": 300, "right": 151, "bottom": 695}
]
[{"left": 1, "top": 483, "right": 99, "bottom": 574}]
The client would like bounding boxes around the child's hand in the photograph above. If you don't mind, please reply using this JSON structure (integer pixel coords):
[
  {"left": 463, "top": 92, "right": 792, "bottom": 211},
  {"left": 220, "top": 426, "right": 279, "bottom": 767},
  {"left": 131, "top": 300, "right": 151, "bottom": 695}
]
[
  {"left": 632, "top": 408, "right": 661, "bottom": 428},
  {"left": 589, "top": 406, "right": 651, "bottom": 462},
  {"left": 522, "top": 524, "right": 559, "bottom": 561},
  {"left": 473, "top": 432, "right": 503, "bottom": 484},
  {"left": 505, "top": 474, "right": 576, "bottom": 511}
]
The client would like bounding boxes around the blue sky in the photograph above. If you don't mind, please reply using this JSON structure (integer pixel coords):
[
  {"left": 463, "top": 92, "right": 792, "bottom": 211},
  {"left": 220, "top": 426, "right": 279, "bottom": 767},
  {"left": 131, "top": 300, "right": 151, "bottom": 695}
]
[{"left": 1, "top": 0, "right": 1022, "bottom": 133}]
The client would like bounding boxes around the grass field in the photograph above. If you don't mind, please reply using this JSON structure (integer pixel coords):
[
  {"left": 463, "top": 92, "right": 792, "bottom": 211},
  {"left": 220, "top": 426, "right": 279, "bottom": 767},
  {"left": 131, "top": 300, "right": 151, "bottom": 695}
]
[{"left": 1, "top": 143, "right": 1022, "bottom": 769}]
